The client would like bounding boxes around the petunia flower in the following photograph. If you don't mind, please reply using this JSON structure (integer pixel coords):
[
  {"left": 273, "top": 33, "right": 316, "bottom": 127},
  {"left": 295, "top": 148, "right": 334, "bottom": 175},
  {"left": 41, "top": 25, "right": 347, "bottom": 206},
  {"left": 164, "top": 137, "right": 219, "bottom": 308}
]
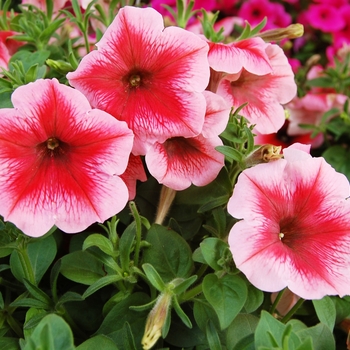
[
  {"left": 0, "top": 79, "right": 134, "bottom": 237},
  {"left": 0, "top": 31, "right": 24, "bottom": 71},
  {"left": 67, "top": 6, "right": 210, "bottom": 155},
  {"left": 306, "top": 4, "right": 345, "bottom": 32},
  {"left": 228, "top": 145, "right": 350, "bottom": 299},
  {"left": 217, "top": 44, "right": 297, "bottom": 134},
  {"left": 145, "top": 91, "right": 228, "bottom": 191},
  {"left": 145, "top": 134, "right": 224, "bottom": 191}
]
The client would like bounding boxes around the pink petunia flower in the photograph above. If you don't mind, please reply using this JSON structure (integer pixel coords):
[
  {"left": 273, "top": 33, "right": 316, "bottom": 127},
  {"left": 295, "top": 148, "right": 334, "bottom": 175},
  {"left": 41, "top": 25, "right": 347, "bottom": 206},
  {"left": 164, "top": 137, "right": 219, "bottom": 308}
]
[
  {"left": 228, "top": 145, "right": 350, "bottom": 299},
  {"left": 306, "top": 4, "right": 345, "bottom": 32},
  {"left": 286, "top": 92, "right": 347, "bottom": 137},
  {"left": 0, "top": 79, "right": 134, "bottom": 237},
  {"left": 145, "top": 134, "right": 225, "bottom": 191},
  {"left": 67, "top": 6, "right": 210, "bottom": 155},
  {"left": 206, "top": 36, "right": 272, "bottom": 93},
  {"left": 217, "top": 44, "right": 297, "bottom": 134},
  {"left": 145, "top": 91, "right": 229, "bottom": 190},
  {"left": 237, "top": 0, "right": 291, "bottom": 30},
  {"left": 253, "top": 120, "right": 324, "bottom": 150},
  {"left": 0, "top": 31, "right": 24, "bottom": 70}
]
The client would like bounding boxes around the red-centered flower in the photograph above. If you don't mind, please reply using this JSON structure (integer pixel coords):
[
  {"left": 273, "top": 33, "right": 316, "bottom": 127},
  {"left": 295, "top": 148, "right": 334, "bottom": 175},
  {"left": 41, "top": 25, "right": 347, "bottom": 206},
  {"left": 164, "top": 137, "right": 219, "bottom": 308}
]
[
  {"left": 145, "top": 91, "right": 228, "bottom": 190},
  {"left": 0, "top": 79, "right": 134, "bottom": 237},
  {"left": 228, "top": 146, "right": 350, "bottom": 299},
  {"left": 145, "top": 134, "right": 224, "bottom": 191},
  {"left": 217, "top": 44, "right": 297, "bottom": 134},
  {"left": 67, "top": 6, "right": 210, "bottom": 155}
]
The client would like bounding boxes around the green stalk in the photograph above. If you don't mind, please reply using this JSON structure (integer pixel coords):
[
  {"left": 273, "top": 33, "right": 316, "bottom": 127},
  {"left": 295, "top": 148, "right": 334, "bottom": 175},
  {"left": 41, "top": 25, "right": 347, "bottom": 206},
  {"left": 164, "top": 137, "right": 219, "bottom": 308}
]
[
  {"left": 129, "top": 201, "right": 142, "bottom": 267},
  {"left": 281, "top": 298, "right": 305, "bottom": 324}
]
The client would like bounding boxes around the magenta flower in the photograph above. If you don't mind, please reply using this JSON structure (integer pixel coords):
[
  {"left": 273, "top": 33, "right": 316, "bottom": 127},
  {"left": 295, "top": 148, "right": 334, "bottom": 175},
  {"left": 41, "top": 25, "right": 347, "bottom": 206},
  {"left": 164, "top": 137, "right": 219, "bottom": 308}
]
[
  {"left": 67, "top": 6, "right": 210, "bottom": 155},
  {"left": 237, "top": 0, "right": 291, "bottom": 30},
  {"left": 0, "top": 79, "right": 134, "bottom": 237},
  {"left": 306, "top": 4, "right": 345, "bottom": 32},
  {"left": 217, "top": 44, "right": 297, "bottom": 134},
  {"left": 228, "top": 146, "right": 350, "bottom": 299}
]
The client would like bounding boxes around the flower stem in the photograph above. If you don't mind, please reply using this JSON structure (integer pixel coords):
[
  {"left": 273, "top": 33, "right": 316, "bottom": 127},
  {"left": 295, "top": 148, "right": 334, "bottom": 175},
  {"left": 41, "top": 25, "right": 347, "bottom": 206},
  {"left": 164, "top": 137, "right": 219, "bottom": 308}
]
[
  {"left": 270, "top": 289, "right": 286, "bottom": 315},
  {"left": 154, "top": 186, "right": 176, "bottom": 225},
  {"left": 129, "top": 201, "right": 142, "bottom": 267},
  {"left": 179, "top": 283, "right": 203, "bottom": 303},
  {"left": 280, "top": 297, "right": 305, "bottom": 323}
]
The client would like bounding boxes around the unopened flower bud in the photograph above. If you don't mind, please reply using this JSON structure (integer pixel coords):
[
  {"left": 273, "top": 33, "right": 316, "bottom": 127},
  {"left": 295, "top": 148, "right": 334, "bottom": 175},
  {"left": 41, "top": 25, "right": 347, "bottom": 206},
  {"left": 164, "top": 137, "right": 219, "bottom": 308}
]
[
  {"left": 142, "top": 292, "right": 172, "bottom": 350},
  {"left": 244, "top": 144, "right": 283, "bottom": 167},
  {"left": 256, "top": 24, "right": 304, "bottom": 42}
]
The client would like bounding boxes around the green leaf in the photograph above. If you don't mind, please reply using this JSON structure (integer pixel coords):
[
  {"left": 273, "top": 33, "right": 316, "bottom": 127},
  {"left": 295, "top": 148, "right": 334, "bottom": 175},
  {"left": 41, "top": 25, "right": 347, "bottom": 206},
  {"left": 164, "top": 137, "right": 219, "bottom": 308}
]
[
  {"left": 312, "top": 296, "right": 336, "bottom": 330},
  {"left": 255, "top": 311, "right": 302, "bottom": 349},
  {"left": 216, "top": 145, "right": 243, "bottom": 162},
  {"left": 96, "top": 293, "right": 151, "bottom": 348},
  {"left": 22, "top": 314, "right": 74, "bottom": 350},
  {"left": 193, "top": 298, "right": 221, "bottom": 333},
  {"left": 226, "top": 314, "right": 259, "bottom": 350},
  {"left": 202, "top": 274, "right": 247, "bottom": 330},
  {"left": 172, "top": 296, "right": 192, "bottom": 329},
  {"left": 60, "top": 250, "right": 105, "bottom": 285},
  {"left": 10, "top": 298, "right": 50, "bottom": 309},
  {"left": 82, "top": 274, "right": 123, "bottom": 298},
  {"left": 142, "top": 263, "right": 166, "bottom": 292},
  {"left": 295, "top": 337, "right": 314, "bottom": 350},
  {"left": 254, "top": 311, "right": 285, "bottom": 348},
  {"left": 296, "top": 323, "right": 335, "bottom": 350},
  {"left": 242, "top": 284, "right": 264, "bottom": 313},
  {"left": 10, "top": 234, "right": 57, "bottom": 285},
  {"left": 172, "top": 275, "right": 197, "bottom": 295},
  {"left": 322, "top": 145, "right": 350, "bottom": 181},
  {"left": 142, "top": 224, "right": 193, "bottom": 282},
  {"left": 206, "top": 319, "right": 222, "bottom": 350},
  {"left": 121, "top": 322, "right": 137, "bottom": 350},
  {"left": 0, "top": 92, "right": 12, "bottom": 108},
  {"left": 10, "top": 50, "right": 51, "bottom": 71},
  {"left": 76, "top": 335, "right": 119, "bottom": 350},
  {"left": 56, "top": 292, "right": 85, "bottom": 309},
  {"left": 83, "top": 233, "right": 115, "bottom": 257},
  {"left": 119, "top": 222, "right": 136, "bottom": 272},
  {"left": 200, "top": 238, "right": 229, "bottom": 271},
  {"left": 197, "top": 195, "right": 230, "bottom": 213},
  {"left": 0, "top": 338, "right": 20, "bottom": 350},
  {"left": 22, "top": 279, "right": 53, "bottom": 307}
]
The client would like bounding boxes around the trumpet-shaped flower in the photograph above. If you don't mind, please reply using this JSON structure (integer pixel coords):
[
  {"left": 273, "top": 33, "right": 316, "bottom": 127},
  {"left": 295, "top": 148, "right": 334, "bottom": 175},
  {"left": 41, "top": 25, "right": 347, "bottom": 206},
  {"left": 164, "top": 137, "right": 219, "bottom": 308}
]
[
  {"left": 217, "top": 44, "right": 297, "bottom": 134},
  {"left": 145, "top": 91, "right": 228, "bottom": 190},
  {"left": 228, "top": 146, "right": 350, "bottom": 299},
  {"left": 67, "top": 6, "right": 210, "bottom": 155},
  {"left": 0, "top": 79, "right": 134, "bottom": 237}
]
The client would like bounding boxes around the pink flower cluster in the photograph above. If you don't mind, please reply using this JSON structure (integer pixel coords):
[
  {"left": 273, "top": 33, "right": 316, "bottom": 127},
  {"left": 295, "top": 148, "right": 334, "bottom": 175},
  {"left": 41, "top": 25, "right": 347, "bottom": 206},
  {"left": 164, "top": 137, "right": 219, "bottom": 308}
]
[{"left": 0, "top": 6, "right": 296, "bottom": 237}]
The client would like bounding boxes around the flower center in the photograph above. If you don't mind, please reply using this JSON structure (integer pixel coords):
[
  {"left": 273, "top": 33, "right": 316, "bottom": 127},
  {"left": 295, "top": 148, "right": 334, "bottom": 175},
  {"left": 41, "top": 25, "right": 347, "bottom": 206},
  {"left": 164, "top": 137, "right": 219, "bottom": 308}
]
[
  {"left": 46, "top": 137, "right": 60, "bottom": 150},
  {"left": 129, "top": 74, "right": 141, "bottom": 87},
  {"left": 40, "top": 137, "right": 68, "bottom": 158}
]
